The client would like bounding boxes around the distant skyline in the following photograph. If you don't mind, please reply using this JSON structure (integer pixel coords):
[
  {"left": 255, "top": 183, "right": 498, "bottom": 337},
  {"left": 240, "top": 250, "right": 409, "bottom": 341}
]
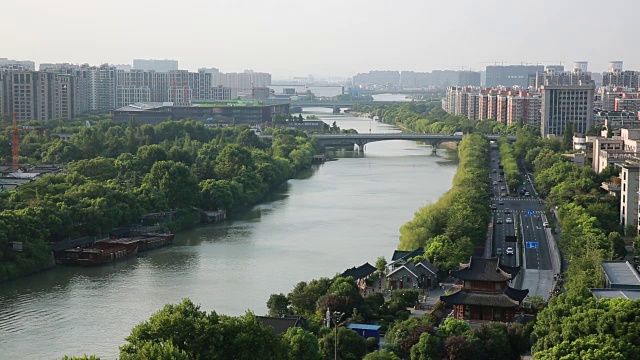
[{"left": 2, "top": 0, "right": 639, "bottom": 79}]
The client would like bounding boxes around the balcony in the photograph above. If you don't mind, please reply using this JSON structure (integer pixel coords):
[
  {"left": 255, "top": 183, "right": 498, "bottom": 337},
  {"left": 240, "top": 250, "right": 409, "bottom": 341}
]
[{"left": 601, "top": 182, "right": 621, "bottom": 195}]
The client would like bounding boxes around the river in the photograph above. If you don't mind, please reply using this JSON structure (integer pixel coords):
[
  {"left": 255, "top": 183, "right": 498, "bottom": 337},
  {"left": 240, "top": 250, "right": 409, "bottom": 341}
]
[{"left": 0, "top": 107, "right": 457, "bottom": 359}]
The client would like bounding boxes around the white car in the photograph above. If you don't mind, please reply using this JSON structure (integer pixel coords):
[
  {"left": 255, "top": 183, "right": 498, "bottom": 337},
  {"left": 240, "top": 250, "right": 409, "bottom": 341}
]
[
  {"left": 506, "top": 247, "right": 514, "bottom": 255},
  {"left": 506, "top": 218, "right": 513, "bottom": 224},
  {"left": 543, "top": 221, "right": 549, "bottom": 227}
]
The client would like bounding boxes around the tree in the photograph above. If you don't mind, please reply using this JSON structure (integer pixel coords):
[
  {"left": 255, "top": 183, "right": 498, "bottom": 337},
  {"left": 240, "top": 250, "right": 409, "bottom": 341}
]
[
  {"left": 118, "top": 341, "right": 189, "bottom": 360},
  {"left": 363, "top": 350, "right": 401, "bottom": 360},
  {"left": 410, "top": 332, "right": 443, "bottom": 360},
  {"left": 375, "top": 256, "right": 387, "bottom": 274},
  {"left": 119, "top": 299, "right": 224, "bottom": 359},
  {"left": 266, "top": 293, "right": 290, "bottom": 317},
  {"left": 561, "top": 122, "right": 574, "bottom": 151},
  {"left": 318, "top": 327, "right": 367, "bottom": 360},
  {"left": 142, "top": 161, "right": 198, "bottom": 208},
  {"left": 215, "top": 144, "right": 256, "bottom": 180},
  {"left": 282, "top": 327, "right": 321, "bottom": 360}
]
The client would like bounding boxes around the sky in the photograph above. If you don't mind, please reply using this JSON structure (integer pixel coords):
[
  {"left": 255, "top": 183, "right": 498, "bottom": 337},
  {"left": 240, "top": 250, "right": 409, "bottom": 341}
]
[{"left": 2, "top": 0, "right": 639, "bottom": 79}]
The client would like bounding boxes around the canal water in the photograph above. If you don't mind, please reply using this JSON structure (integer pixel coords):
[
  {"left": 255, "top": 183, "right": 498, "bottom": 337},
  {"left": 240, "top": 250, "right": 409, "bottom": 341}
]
[{"left": 0, "top": 107, "right": 457, "bottom": 359}]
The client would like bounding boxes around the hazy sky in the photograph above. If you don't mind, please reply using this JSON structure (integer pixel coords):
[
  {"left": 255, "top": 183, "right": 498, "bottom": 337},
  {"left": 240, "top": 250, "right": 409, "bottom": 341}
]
[{"left": 2, "top": 0, "right": 639, "bottom": 79}]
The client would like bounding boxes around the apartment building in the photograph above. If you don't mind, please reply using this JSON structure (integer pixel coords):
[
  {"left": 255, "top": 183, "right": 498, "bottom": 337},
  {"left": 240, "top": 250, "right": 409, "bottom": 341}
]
[
  {"left": 602, "top": 61, "right": 640, "bottom": 89},
  {"left": 540, "top": 80, "right": 595, "bottom": 137},
  {"left": 133, "top": 59, "right": 178, "bottom": 72},
  {"left": 619, "top": 162, "right": 640, "bottom": 231},
  {"left": 599, "top": 86, "right": 639, "bottom": 111},
  {"left": 0, "top": 58, "right": 35, "bottom": 71},
  {"left": 535, "top": 67, "right": 592, "bottom": 89}
]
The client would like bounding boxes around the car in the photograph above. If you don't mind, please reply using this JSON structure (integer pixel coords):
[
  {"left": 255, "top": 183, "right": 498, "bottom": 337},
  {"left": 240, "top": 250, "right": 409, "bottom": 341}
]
[
  {"left": 500, "top": 186, "right": 506, "bottom": 190},
  {"left": 543, "top": 221, "right": 549, "bottom": 227},
  {"left": 501, "top": 192, "right": 507, "bottom": 197},
  {"left": 506, "top": 247, "right": 514, "bottom": 255},
  {"left": 492, "top": 169, "right": 497, "bottom": 173},
  {"left": 506, "top": 218, "right": 512, "bottom": 224},
  {"left": 491, "top": 204, "right": 497, "bottom": 210},
  {"left": 496, "top": 218, "right": 503, "bottom": 224},
  {"left": 492, "top": 159, "right": 496, "bottom": 162},
  {"left": 493, "top": 181, "right": 497, "bottom": 185},
  {"left": 504, "top": 208, "right": 510, "bottom": 214},
  {"left": 498, "top": 200, "right": 504, "bottom": 205},
  {"left": 496, "top": 248, "right": 503, "bottom": 255}
]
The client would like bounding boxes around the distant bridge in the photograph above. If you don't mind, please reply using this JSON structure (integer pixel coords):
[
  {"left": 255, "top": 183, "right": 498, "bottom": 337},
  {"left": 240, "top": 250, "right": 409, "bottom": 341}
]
[
  {"left": 266, "top": 99, "right": 410, "bottom": 112},
  {"left": 260, "top": 133, "right": 514, "bottom": 152}
]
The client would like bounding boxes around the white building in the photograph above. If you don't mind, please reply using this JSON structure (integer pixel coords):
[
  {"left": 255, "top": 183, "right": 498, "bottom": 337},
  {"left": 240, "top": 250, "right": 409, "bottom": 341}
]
[{"left": 541, "top": 80, "right": 595, "bottom": 137}]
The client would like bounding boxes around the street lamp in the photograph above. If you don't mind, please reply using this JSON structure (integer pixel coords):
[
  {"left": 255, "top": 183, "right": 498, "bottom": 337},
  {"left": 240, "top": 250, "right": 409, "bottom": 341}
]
[{"left": 327, "top": 309, "right": 345, "bottom": 360}]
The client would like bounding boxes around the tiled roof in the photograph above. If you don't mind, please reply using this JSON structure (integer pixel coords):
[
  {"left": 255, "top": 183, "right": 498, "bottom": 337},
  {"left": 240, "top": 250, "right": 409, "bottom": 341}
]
[
  {"left": 342, "top": 263, "right": 377, "bottom": 280},
  {"left": 451, "top": 257, "right": 519, "bottom": 282},
  {"left": 440, "top": 287, "right": 529, "bottom": 308},
  {"left": 257, "top": 316, "right": 305, "bottom": 334},
  {"left": 391, "top": 247, "right": 423, "bottom": 261},
  {"left": 387, "top": 259, "right": 439, "bottom": 279}
]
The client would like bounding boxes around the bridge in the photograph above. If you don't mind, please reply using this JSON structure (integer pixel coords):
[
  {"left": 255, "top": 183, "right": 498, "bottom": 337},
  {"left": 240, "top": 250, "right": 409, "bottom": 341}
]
[
  {"left": 260, "top": 133, "right": 515, "bottom": 152},
  {"left": 266, "top": 99, "right": 409, "bottom": 113}
]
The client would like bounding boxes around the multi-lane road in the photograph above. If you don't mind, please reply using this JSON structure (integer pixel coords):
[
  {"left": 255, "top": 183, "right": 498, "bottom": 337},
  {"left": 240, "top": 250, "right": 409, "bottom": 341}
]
[{"left": 489, "top": 146, "right": 554, "bottom": 298}]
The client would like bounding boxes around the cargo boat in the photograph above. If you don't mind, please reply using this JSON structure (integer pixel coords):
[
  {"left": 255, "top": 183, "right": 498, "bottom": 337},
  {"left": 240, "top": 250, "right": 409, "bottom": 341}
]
[
  {"left": 60, "top": 233, "right": 173, "bottom": 266},
  {"left": 96, "top": 233, "right": 175, "bottom": 252},
  {"left": 61, "top": 243, "right": 138, "bottom": 266}
]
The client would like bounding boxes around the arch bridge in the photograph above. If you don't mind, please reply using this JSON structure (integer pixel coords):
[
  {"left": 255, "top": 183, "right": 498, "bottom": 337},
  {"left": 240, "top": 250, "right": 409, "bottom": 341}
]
[{"left": 259, "top": 133, "right": 514, "bottom": 152}]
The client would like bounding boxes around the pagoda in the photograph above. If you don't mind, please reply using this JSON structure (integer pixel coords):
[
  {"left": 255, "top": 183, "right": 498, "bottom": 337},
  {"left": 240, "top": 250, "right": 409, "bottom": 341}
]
[{"left": 440, "top": 257, "right": 529, "bottom": 322}]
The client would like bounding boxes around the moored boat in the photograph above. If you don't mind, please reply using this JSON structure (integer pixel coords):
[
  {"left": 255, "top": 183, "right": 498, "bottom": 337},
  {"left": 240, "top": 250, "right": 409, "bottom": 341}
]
[{"left": 61, "top": 243, "right": 138, "bottom": 266}]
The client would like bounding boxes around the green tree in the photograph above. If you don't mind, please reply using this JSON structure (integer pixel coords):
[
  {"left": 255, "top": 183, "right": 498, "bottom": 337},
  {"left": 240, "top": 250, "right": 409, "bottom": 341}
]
[
  {"left": 282, "top": 327, "right": 322, "bottom": 360},
  {"left": 363, "top": 350, "right": 401, "bottom": 360},
  {"left": 118, "top": 341, "right": 189, "bottom": 360},
  {"left": 142, "top": 160, "right": 198, "bottom": 208},
  {"left": 410, "top": 331, "right": 443, "bottom": 360},
  {"left": 375, "top": 256, "right": 387, "bottom": 274},
  {"left": 318, "top": 327, "right": 367, "bottom": 360},
  {"left": 266, "top": 293, "right": 290, "bottom": 317}
]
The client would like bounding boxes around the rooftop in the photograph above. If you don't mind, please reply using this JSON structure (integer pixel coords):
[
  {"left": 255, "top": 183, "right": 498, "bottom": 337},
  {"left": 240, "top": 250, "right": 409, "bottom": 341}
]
[
  {"left": 589, "top": 288, "right": 640, "bottom": 300},
  {"left": 440, "top": 287, "right": 529, "bottom": 308},
  {"left": 342, "top": 263, "right": 377, "bottom": 281},
  {"left": 347, "top": 324, "right": 381, "bottom": 331},
  {"left": 451, "top": 257, "right": 519, "bottom": 282},
  {"left": 601, "top": 261, "right": 640, "bottom": 288}
]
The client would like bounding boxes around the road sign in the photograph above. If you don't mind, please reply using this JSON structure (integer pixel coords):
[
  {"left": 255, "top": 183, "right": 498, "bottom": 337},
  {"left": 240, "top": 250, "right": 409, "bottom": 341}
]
[
  {"left": 527, "top": 210, "right": 533, "bottom": 215},
  {"left": 526, "top": 242, "right": 539, "bottom": 249}
]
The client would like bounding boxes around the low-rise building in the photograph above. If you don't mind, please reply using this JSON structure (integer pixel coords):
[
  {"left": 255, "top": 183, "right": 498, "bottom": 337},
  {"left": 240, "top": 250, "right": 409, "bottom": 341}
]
[{"left": 112, "top": 101, "right": 289, "bottom": 126}]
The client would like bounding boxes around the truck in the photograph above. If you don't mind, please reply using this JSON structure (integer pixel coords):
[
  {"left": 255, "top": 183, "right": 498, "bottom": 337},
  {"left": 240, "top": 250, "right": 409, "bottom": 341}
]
[{"left": 452, "top": 131, "right": 465, "bottom": 136}]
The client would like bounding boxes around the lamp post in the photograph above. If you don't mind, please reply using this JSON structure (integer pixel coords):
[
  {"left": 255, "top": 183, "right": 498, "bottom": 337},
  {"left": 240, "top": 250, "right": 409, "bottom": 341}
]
[{"left": 330, "top": 310, "right": 345, "bottom": 360}]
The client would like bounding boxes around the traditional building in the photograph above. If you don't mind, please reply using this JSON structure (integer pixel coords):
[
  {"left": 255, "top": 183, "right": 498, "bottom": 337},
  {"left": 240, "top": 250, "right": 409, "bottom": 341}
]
[
  {"left": 440, "top": 257, "right": 528, "bottom": 322},
  {"left": 386, "top": 259, "right": 439, "bottom": 291}
]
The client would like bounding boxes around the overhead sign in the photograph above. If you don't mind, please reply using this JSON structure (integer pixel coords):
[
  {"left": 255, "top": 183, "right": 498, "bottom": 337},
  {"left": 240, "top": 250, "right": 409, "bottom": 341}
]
[
  {"left": 505, "top": 235, "right": 517, "bottom": 243},
  {"left": 526, "top": 242, "right": 539, "bottom": 249}
]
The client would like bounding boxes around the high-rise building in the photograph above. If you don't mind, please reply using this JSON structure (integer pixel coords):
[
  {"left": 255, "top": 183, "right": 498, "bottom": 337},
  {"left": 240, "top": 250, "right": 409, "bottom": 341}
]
[
  {"left": 0, "top": 58, "right": 35, "bottom": 71},
  {"left": 535, "top": 67, "right": 592, "bottom": 89},
  {"left": 602, "top": 61, "right": 640, "bottom": 89},
  {"left": 352, "top": 71, "right": 400, "bottom": 88},
  {"left": 458, "top": 71, "right": 481, "bottom": 87},
  {"left": 133, "top": 59, "right": 178, "bottom": 72},
  {"left": 485, "top": 65, "right": 544, "bottom": 88},
  {"left": 541, "top": 80, "right": 595, "bottom": 137}
]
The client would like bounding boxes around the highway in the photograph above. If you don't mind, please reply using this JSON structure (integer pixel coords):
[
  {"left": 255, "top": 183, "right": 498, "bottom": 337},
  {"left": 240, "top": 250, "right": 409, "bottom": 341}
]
[{"left": 489, "top": 145, "right": 554, "bottom": 297}]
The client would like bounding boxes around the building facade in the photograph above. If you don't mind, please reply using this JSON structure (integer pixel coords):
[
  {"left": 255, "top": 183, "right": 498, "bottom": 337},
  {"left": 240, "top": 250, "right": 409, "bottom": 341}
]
[
  {"left": 133, "top": 59, "right": 178, "bottom": 72},
  {"left": 619, "top": 162, "right": 640, "bottom": 230},
  {"left": 485, "top": 65, "right": 544, "bottom": 88},
  {"left": 541, "top": 81, "right": 595, "bottom": 137}
]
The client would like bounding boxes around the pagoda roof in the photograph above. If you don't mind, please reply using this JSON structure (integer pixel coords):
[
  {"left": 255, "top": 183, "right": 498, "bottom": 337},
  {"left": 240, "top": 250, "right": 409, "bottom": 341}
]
[
  {"left": 451, "top": 257, "right": 520, "bottom": 282},
  {"left": 440, "top": 287, "right": 529, "bottom": 308}
]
